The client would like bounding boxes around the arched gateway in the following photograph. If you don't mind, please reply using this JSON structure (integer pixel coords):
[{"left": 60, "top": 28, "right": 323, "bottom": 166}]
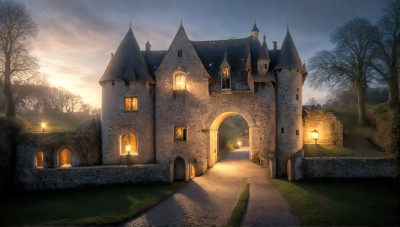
[{"left": 100, "top": 22, "right": 306, "bottom": 179}]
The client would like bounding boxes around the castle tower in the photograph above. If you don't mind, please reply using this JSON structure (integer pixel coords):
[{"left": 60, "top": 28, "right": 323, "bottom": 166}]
[
  {"left": 274, "top": 29, "right": 306, "bottom": 176},
  {"left": 99, "top": 26, "right": 155, "bottom": 165},
  {"left": 252, "top": 23, "right": 259, "bottom": 40}
]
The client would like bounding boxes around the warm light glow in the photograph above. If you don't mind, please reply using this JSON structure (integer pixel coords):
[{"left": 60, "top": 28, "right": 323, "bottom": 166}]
[
  {"left": 311, "top": 129, "right": 319, "bottom": 144},
  {"left": 222, "top": 67, "right": 229, "bottom": 77},
  {"left": 175, "top": 126, "right": 187, "bottom": 140},
  {"left": 125, "top": 144, "right": 132, "bottom": 153},
  {"left": 174, "top": 73, "right": 186, "bottom": 90},
  {"left": 34, "top": 151, "right": 45, "bottom": 168},
  {"left": 237, "top": 141, "right": 242, "bottom": 147},
  {"left": 41, "top": 122, "right": 46, "bottom": 128},
  {"left": 121, "top": 133, "right": 137, "bottom": 155},
  {"left": 124, "top": 97, "right": 138, "bottom": 111},
  {"left": 59, "top": 149, "right": 72, "bottom": 168}
]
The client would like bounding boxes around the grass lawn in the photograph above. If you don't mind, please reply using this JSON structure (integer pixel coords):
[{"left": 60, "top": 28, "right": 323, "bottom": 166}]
[
  {"left": 270, "top": 179, "right": 399, "bottom": 226},
  {"left": 226, "top": 183, "right": 250, "bottom": 227},
  {"left": 0, "top": 183, "right": 185, "bottom": 225},
  {"left": 303, "top": 144, "right": 391, "bottom": 157}
]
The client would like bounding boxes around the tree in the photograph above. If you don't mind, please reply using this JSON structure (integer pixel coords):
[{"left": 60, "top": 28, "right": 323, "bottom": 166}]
[
  {"left": 370, "top": 0, "right": 400, "bottom": 108},
  {"left": 308, "top": 18, "right": 376, "bottom": 126},
  {"left": 0, "top": 1, "right": 37, "bottom": 118}
]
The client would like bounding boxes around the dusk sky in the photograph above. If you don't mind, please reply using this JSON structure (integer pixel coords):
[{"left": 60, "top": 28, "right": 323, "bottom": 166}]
[{"left": 14, "top": 0, "right": 383, "bottom": 108}]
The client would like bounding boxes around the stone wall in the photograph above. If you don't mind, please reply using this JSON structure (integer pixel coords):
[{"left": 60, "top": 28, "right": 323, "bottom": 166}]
[
  {"left": 16, "top": 164, "right": 169, "bottom": 191},
  {"left": 303, "top": 157, "right": 398, "bottom": 179},
  {"left": 303, "top": 107, "right": 343, "bottom": 145}
]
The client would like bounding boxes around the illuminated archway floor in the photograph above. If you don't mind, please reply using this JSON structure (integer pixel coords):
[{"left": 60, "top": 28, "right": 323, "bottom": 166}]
[{"left": 124, "top": 149, "right": 297, "bottom": 226}]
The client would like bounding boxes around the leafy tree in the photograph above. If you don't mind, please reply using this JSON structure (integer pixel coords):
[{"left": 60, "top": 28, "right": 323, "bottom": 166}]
[
  {"left": 0, "top": 0, "right": 37, "bottom": 118},
  {"left": 308, "top": 18, "right": 376, "bottom": 126},
  {"left": 371, "top": 0, "right": 400, "bottom": 107}
]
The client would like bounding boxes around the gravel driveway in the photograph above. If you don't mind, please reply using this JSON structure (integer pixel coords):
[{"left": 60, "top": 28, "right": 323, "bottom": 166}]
[{"left": 123, "top": 148, "right": 298, "bottom": 226}]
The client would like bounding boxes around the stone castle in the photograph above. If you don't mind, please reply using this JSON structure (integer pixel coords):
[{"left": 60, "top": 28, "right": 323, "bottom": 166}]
[{"left": 99, "top": 23, "right": 307, "bottom": 179}]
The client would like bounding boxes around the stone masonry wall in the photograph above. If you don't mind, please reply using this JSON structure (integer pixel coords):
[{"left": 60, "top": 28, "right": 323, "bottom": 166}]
[
  {"left": 303, "top": 157, "right": 398, "bottom": 179},
  {"left": 303, "top": 107, "right": 343, "bottom": 145},
  {"left": 101, "top": 80, "right": 155, "bottom": 165},
  {"left": 16, "top": 164, "right": 169, "bottom": 191},
  {"left": 154, "top": 27, "right": 276, "bottom": 176}
]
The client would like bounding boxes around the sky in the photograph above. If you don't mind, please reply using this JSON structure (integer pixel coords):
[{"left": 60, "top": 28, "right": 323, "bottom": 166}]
[{"left": 14, "top": 0, "right": 384, "bottom": 108}]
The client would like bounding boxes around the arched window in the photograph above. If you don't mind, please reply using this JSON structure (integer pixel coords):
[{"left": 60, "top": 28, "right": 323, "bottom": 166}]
[
  {"left": 174, "top": 72, "right": 186, "bottom": 90},
  {"left": 59, "top": 149, "right": 72, "bottom": 168},
  {"left": 121, "top": 133, "right": 138, "bottom": 155},
  {"left": 221, "top": 66, "right": 231, "bottom": 89},
  {"left": 34, "top": 151, "right": 44, "bottom": 168}
]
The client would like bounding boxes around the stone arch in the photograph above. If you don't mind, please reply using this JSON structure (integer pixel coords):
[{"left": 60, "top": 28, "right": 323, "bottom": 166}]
[
  {"left": 34, "top": 150, "right": 44, "bottom": 168},
  {"left": 205, "top": 107, "right": 256, "bottom": 167},
  {"left": 173, "top": 157, "right": 186, "bottom": 181},
  {"left": 120, "top": 133, "right": 138, "bottom": 155},
  {"left": 58, "top": 148, "right": 72, "bottom": 168}
]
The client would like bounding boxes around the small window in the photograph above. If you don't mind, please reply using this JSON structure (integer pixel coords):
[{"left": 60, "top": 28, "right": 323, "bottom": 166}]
[
  {"left": 175, "top": 126, "right": 187, "bottom": 141},
  {"left": 125, "top": 80, "right": 130, "bottom": 86},
  {"left": 221, "top": 66, "right": 231, "bottom": 90},
  {"left": 112, "top": 81, "right": 115, "bottom": 86},
  {"left": 124, "top": 97, "right": 138, "bottom": 111},
  {"left": 297, "top": 87, "right": 299, "bottom": 92},
  {"left": 296, "top": 130, "right": 299, "bottom": 136},
  {"left": 222, "top": 66, "right": 229, "bottom": 77},
  {"left": 281, "top": 127, "right": 284, "bottom": 134},
  {"left": 177, "top": 50, "right": 183, "bottom": 58},
  {"left": 174, "top": 72, "right": 186, "bottom": 90},
  {"left": 264, "top": 64, "right": 268, "bottom": 69},
  {"left": 296, "top": 95, "right": 299, "bottom": 100},
  {"left": 120, "top": 133, "right": 138, "bottom": 155},
  {"left": 34, "top": 151, "right": 44, "bottom": 168},
  {"left": 59, "top": 149, "right": 72, "bottom": 168}
]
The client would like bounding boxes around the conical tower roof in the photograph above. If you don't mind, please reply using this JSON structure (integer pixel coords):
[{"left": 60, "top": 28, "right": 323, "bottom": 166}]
[
  {"left": 99, "top": 27, "right": 154, "bottom": 84},
  {"left": 260, "top": 35, "right": 270, "bottom": 60},
  {"left": 252, "top": 23, "right": 259, "bottom": 32},
  {"left": 274, "top": 29, "right": 302, "bottom": 70}
]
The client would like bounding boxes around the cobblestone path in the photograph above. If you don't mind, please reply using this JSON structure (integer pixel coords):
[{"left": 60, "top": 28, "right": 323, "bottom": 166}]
[{"left": 123, "top": 148, "right": 298, "bottom": 226}]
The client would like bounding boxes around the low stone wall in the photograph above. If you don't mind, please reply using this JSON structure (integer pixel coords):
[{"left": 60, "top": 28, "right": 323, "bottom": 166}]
[
  {"left": 303, "top": 107, "right": 343, "bottom": 145},
  {"left": 16, "top": 164, "right": 170, "bottom": 191},
  {"left": 303, "top": 157, "right": 398, "bottom": 179}
]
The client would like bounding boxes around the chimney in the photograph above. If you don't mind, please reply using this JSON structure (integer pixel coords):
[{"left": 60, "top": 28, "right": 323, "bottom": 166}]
[
  {"left": 145, "top": 41, "right": 151, "bottom": 52},
  {"left": 273, "top": 41, "right": 277, "bottom": 50}
]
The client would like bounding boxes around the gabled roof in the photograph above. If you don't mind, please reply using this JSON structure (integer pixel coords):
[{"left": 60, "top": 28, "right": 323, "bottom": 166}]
[
  {"left": 274, "top": 29, "right": 302, "bottom": 70},
  {"left": 99, "top": 27, "right": 154, "bottom": 84}
]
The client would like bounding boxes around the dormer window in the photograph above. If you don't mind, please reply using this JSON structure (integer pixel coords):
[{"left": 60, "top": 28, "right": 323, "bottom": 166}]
[
  {"left": 221, "top": 66, "right": 231, "bottom": 90},
  {"left": 174, "top": 72, "right": 186, "bottom": 90}
]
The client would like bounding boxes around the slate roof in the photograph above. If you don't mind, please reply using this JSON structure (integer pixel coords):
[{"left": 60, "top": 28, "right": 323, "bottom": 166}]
[
  {"left": 99, "top": 27, "right": 154, "bottom": 84},
  {"left": 274, "top": 30, "right": 302, "bottom": 70}
]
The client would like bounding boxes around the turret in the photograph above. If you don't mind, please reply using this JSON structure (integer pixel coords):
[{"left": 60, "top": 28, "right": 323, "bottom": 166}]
[
  {"left": 258, "top": 35, "right": 270, "bottom": 74},
  {"left": 274, "top": 29, "right": 305, "bottom": 177},
  {"left": 99, "top": 26, "right": 155, "bottom": 165},
  {"left": 252, "top": 23, "right": 259, "bottom": 40},
  {"left": 145, "top": 41, "right": 151, "bottom": 52}
]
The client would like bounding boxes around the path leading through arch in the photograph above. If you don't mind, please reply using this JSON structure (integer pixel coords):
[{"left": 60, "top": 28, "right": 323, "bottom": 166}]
[{"left": 123, "top": 148, "right": 297, "bottom": 226}]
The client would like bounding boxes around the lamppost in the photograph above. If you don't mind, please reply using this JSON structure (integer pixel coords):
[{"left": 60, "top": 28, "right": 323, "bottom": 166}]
[
  {"left": 41, "top": 121, "right": 46, "bottom": 133},
  {"left": 311, "top": 129, "right": 319, "bottom": 144}
]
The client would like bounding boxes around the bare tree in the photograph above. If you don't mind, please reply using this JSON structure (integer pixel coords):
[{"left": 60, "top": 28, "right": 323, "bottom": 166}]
[
  {"left": 308, "top": 18, "right": 376, "bottom": 126},
  {"left": 370, "top": 0, "right": 400, "bottom": 107},
  {"left": 0, "top": 1, "right": 37, "bottom": 118}
]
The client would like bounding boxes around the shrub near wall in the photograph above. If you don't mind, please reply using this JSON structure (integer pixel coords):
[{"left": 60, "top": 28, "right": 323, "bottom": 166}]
[
  {"left": 0, "top": 117, "right": 24, "bottom": 192},
  {"left": 368, "top": 105, "right": 399, "bottom": 154}
]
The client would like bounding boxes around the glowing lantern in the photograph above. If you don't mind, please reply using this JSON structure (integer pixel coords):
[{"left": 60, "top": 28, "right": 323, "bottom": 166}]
[
  {"left": 237, "top": 141, "right": 242, "bottom": 148},
  {"left": 125, "top": 144, "right": 132, "bottom": 154},
  {"left": 311, "top": 129, "right": 319, "bottom": 144},
  {"left": 41, "top": 121, "right": 46, "bottom": 133}
]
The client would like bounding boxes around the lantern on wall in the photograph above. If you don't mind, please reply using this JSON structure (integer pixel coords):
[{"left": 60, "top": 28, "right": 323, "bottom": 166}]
[
  {"left": 311, "top": 129, "right": 319, "bottom": 144},
  {"left": 41, "top": 121, "right": 46, "bottom": 133}
]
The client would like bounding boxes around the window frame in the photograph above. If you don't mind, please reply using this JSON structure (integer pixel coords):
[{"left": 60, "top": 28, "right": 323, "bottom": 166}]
[
  {"left": 124, "top": 97, "right": 139, "bottom": 111},
  {"left": 34, "top": 151, "right": 45, "bottom": 168},
  {"left": 174, "top": 126, "right": 187, "bottom": 141},
  {"left": 177, "top": 49, "right": 183, "bottom": 58},
  {"left": 120, "top": 133, "right": 139, "bottom": 155},
  {"left": 173, "top": 71, "right": 186, "bottom": 91},
  {"left": 221, "top": 66, "right": 231, "bottom": 90}
]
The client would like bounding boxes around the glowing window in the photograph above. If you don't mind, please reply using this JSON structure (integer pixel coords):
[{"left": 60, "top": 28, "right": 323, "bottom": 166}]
[
  {"left": 174, "top": 72, "right": 186, "bottom": 90},
  {"left": 59, "top": 149, "right": 72, "bottom": 168},
  {"left": 121, "top": 133, "right": 138, "bottom": 155},
  {"left": 222, "top": 66, "right": 230, "bottom": 77},
  {"left": 124, "top": 97, "right": 138, "bottom": 111},
  {"left": 34, "top": 151, "right": 44, "bottom": 168},
  {"left": 175, "top": 126, "right": 187, "bottom": 141}
]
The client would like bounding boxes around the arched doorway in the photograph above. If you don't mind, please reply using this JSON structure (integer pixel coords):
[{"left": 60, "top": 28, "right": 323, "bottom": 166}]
[
  {"left": 59, "top": 148, "right": 72, "bottom": 168},
  {"left": 208, "top": 112, "right": 254, "bottom": 167},
  {"left": 34, "top": 151, "right": 44, "bottom": 168},
  {"left": 173, "top": 157, "right": 185, "bottom": 181}
]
